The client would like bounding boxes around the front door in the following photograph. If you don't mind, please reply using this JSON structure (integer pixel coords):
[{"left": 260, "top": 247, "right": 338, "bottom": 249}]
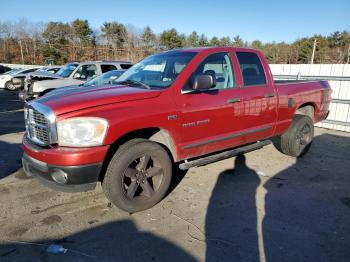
[{"left": 175, "top": 52, "right": 245, "bottom": 159}]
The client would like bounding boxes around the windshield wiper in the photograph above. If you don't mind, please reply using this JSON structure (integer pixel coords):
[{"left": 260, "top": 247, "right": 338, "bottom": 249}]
[{"left": 115, "top": 80, "right": 151, "bottom": 89}]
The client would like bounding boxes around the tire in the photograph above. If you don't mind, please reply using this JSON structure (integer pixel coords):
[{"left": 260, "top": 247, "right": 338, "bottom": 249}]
[
  {"left": 102, "top": 140, "right": 172, "bottom": 213},
  {"left": 5, "top": 80, "right": 16, "bottom": 91},
  {"left": 273, "top": 115, "right": 314, "bottom": 157}
]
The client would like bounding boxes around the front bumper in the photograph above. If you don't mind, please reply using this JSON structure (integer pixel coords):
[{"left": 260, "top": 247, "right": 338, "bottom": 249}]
[
  {"left": 22, "top": 153, "right": 102, "bottom": 192},
  {"left": 22, "top": 135, "right": 110, "bottom": 192}
]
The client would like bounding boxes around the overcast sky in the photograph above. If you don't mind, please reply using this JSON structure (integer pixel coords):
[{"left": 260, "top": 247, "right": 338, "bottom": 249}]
[{"left": 2, "top": 0, "right": 350, "bottom": 43}]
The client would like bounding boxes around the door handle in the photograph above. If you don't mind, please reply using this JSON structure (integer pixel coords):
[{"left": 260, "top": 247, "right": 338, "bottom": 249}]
[
  {"left": 264, "top": 93, "right": 275, "bottom": 98},
  {"left": 227, "top": 98, "right": 241, "bottom": 104}
]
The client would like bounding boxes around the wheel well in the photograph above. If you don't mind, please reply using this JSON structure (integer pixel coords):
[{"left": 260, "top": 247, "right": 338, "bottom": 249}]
[
  {"left": 295, "top": 103, "right": 315, "bottom": 121},
  {"left": 99, "top": 128, "right": 176, "bottom": 181}
]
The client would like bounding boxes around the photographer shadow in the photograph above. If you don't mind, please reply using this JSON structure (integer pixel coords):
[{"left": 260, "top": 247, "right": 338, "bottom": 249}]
[{"left": 205, "top": 154, "right": 261, "bottom": 261}]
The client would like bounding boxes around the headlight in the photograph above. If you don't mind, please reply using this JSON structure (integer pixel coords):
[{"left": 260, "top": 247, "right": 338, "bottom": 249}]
[{"left": 57, "top": 117, "right": 108, "bottom": 147}]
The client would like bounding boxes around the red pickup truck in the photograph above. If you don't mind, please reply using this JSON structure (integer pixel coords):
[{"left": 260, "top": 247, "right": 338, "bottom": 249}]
[{"left": 22, "top": 47, "right": 331, "bottom": 212}]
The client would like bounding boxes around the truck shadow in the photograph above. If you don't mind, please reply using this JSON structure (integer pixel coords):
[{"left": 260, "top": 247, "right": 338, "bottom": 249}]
[
  {"left": 0, "top": 90, "right": 25, "bottom": 135},
  {"left": 0, "top": 140, "right": 23, "bottom": 179},
  {"left": 205, "top": 132, "right": 350, "bottom": 262},
  {"left": 205, "top": 154, "right": 260, "bottom": 261},
  {"left": 0, "top": 219, "right": 197, "bottom": 262}
]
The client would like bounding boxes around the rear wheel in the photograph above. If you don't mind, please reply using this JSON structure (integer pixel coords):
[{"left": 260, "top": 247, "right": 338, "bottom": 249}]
[
  {"left": 273, "top": 115, "right": 314, "bottom": 157},
  {"left": 102, "top": 140, "right": 172, "bottom": 213}
]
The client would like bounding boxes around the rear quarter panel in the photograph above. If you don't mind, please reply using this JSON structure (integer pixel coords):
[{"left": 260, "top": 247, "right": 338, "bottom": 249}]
[{"left": 274, "top": 80, "right": 331, "bottom": 135}]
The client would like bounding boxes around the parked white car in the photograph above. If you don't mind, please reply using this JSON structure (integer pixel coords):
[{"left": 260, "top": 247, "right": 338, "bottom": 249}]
[
  {"left": 0, "top": 68, "right": 38, "bottom": 89},
  {"left": 10, "top": 66, "right": 63, "bottom": 90},
  {"left": 19, "top": 61, "right": 132, "bottom": 101}
]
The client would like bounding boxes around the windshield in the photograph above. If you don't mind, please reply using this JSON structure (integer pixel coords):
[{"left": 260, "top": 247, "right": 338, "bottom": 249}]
[
  {"left": 56, "top": 63, "right": 78, "bottom": 77},
  {"left": 116, "top": 51, "right": 197, "bottom": 88},
  {"left": 83, "top": 70, "right": 124, "bottom": 87}
]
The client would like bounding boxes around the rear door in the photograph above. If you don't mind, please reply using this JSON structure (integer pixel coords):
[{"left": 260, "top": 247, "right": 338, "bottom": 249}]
[{"left": 233, "top": 51, "right": 277, "bottom": 143}]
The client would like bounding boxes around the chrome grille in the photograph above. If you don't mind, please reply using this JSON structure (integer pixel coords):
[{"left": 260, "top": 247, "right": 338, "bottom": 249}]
[
  {"left": 25, "top": 102, "right": 57, "bottom": 146},
  {"left": 32, "top": 110, "right": 47, "bottom": 126}
]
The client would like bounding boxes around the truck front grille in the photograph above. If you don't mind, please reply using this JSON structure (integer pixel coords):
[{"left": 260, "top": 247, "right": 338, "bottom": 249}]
[{"left": 25, "top": 102, "right": 57, "bottom": 146}]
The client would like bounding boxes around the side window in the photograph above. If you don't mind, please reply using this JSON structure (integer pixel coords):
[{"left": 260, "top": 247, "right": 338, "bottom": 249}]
[
  {"left": 74, "top": 64, "right": 98, "bottom": 80},
  {"left": 236, "top": 52, "right": 266, "bottom": 86},
  {"left": 183, "top": 52, "right": 235, "bottom": 91},
  {"left": 101, "top": 64, "right": 117, "bottom": 73},
  {"left": 120, "top": 64, "right": 133, "bottom": 69}
]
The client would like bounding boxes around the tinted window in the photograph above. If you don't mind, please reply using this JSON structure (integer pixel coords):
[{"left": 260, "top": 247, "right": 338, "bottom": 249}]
[
  {"left": 120, "top": 64, "right": 133, "bottom": 69},
  {"left": 73, "top": 64, "right": 98, "bottom": 80},
  {"left": 101, "top": 64, "right": 117, "bottom": 73},
  {"left": 184, "top": 52, "right": 235, "bottom": 91},
  {"left": 236, "top": 52, "right": 266, "bottom": 86}
]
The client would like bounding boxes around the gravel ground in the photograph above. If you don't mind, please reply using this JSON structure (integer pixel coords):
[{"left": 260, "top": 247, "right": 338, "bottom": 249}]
[{"left": 0, "top": 89, "right": 349, "bottom": 262}]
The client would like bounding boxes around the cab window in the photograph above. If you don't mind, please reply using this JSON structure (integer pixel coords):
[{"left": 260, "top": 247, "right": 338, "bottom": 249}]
[
  {"left": 120, "top": 64, "right": 133, "bottom": 69},
  {"left": 73, "top": 64, "right": 98, "bottom": 80},
  {"left": 101, "top": 64, "right": 117, "bottom": 73},
  {"left": 236, "top": 52, "right": 266, "bottom": 86},
  {"left": 183, "top": 52, "right": 235, "bottom": 91}
]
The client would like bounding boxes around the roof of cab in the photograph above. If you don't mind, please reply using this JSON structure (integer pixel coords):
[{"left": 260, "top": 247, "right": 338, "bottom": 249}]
[{"left": 163, "top": 46, "right": 259, "bottom": 53}]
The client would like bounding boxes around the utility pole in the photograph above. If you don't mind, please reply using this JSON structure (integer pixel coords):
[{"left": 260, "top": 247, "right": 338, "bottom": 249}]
[{"left": 310, "top": 39, "right": 317, "bottom": 64}]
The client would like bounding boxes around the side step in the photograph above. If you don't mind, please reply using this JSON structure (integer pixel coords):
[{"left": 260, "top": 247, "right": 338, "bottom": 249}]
[{"left": 179, "top": 140, "right": 271, "bottom": 170}]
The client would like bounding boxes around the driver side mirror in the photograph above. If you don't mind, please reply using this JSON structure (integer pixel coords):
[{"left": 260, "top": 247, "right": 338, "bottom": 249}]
[
  {"left": 73, "top": 73, "right": 81, "bottom": 79},
  {"left": 193, "top": 74, "right": 216, "bottom": 90}
]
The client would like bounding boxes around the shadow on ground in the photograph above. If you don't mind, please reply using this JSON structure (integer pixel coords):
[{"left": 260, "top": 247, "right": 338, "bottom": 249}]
[
  {"left": 0, "top": 219, "right": 197, "bottom": 262},
  {"left": 0, "top": 140, "right": 22, "bottom": 179},
  {"left": 0, "top": 90, "right": 25, "bottom": 135},
  {"left": 0, "top": 90, "right": 25, "bottom": 178},
  {"left": 205, "top": 133, "right": 350, "bottom": 262}
]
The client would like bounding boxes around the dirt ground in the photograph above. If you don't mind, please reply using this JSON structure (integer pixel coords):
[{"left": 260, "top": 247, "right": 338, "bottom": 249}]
[{"left": 0, "top": 89, "right": 349, "bottom": 262}]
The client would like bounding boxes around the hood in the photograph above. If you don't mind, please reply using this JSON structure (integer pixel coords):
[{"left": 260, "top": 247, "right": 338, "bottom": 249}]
[
  {"left": 33, "top": 78, "right": 85, "bottom": 92},
  {"left": 36, "top": 85, "right": 162, "bottom": 115},
  {"left": 44, "top": 82, "right": 119, "bottom": 97},
  {"left": 43, "top": 84, "right": 81, "bottom": 96},
  {"left": 29, "top": 71, "right": 63, "bottom": 79}
]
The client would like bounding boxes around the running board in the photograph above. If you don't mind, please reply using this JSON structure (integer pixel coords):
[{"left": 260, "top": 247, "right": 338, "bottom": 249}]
[{"left": 179, "top": 140, "right": 271, "bottom": 170}]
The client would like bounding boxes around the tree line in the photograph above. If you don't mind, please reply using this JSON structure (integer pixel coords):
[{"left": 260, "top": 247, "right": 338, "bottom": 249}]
[{"left": 0, "top": 19, "right": 349, "bottom": 65}]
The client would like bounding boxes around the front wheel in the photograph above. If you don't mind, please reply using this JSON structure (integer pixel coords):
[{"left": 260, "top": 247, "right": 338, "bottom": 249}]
[
  {"left": 273, "top": 115, "right": 314, "bottom": 157},
  {"left": 102, "top": 141, "right": 172, "bottom": 213}
]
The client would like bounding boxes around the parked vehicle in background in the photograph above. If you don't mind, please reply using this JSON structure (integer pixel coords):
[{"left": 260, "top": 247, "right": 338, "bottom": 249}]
[
  {"left": 0, "top": 68, "right": 39, "bottom": 90},
  {"left": 19, "top": 61, "right": 132, "bottom": 101},
  {"left": 22, "top": 47, "right": 331, "bottom": 212},
  {"left": 11, "top": 66, "right": 63, "bottom": 91},
  {"left": 45, "top": 69, "right": 127, "bottom": 97},
  {"left": 0, "top": 65, "right": 12, "bottom": 74},
  {"left": 1, "top": 68, "right": 22, "bottom": 75},
  {"left": 40, "top": 66, "right": 62, "bottom": 74}
]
